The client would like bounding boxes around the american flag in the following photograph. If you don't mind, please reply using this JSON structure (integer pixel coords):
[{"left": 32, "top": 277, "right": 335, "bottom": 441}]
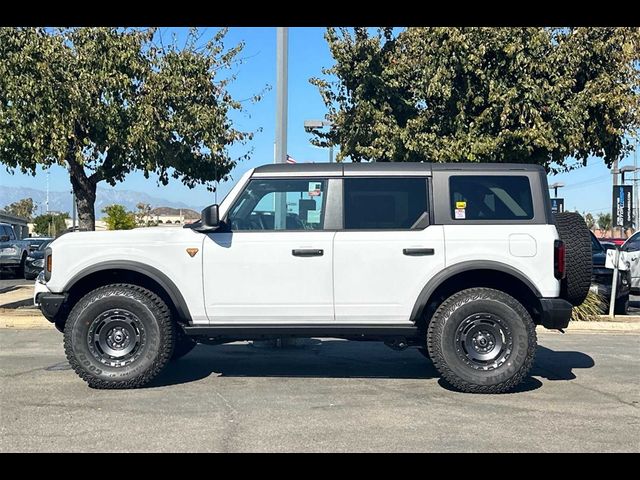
[{"left": 286, "top": 154, "right": 296, "bottom": 164}]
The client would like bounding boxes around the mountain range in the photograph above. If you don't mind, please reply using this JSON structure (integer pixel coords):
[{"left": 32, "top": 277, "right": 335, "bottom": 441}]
[{"left": 0, "top": 185, "right": 202, "bottom": 217}]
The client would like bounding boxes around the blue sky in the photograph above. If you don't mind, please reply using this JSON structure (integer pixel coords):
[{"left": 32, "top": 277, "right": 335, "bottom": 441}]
[{"left": 0, "top": 26, "right": 637, "bottom": 215}]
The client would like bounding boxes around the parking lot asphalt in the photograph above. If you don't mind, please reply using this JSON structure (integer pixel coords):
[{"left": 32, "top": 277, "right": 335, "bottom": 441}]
[{"left": 0, "top": 328, "right": 638, "bottom": 452}]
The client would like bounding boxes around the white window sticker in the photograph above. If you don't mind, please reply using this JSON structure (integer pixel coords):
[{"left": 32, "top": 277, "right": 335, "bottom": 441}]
[
  {"left": 308, "top": 182, "right": 322, "bottom": 197},
  {"left": 455, "top": 208, "right": 466, "bottom": 219},
  {"left": 307, "top": 210, "right": 321, "bottom": 224}
]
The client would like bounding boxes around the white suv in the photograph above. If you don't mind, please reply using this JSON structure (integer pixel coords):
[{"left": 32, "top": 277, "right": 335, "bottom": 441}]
[{"left": 35, "top": 163, "right": 592, "bottom": 393}]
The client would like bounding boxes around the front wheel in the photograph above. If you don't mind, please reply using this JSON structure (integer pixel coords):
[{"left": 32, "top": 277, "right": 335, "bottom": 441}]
[
  {"left": 427, "top": 288, "right": 537, "bottom": 394},
  {"left": 64, "top": 284, "right": 175, "bottom": 389}
]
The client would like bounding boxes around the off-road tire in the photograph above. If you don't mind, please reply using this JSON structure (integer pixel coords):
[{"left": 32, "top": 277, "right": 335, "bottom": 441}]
[
  {"left": 427, "top": 288, "right": 537, "bottom": 394},
  {"left": 64, "top": 283, "right": 175, "bottom": 389},
  {"left": 555, "top": 212, "right": 592, "bottom": 306},
  {"left": 171, "top": 325, "right": 197, "bottom": 361}
]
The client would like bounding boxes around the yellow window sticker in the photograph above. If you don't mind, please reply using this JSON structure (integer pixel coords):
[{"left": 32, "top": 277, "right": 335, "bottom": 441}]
[{"left": 456, "top": 201, "right": 467, "bottom": 209}]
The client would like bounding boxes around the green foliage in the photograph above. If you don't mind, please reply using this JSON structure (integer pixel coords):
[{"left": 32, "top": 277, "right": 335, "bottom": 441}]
[
  {"left": 2, "top": 197, "right": 35, "bottom": 220},
  {"left": 571, "top": 291, "right": 606, "bottom": 321},
  {"left": 102, "top": 204, "right": 136, "bottom": 230},
  {"left": 312, "top": 28, "right": 640, "bottom": 171},
  {"left": 33, "top": 212, "right": 69, "bottom": 237},
  {"left": 584, "top": 212, "right": 595, "bottom": 230},
  {"left": 597, "top": 212, "right": 612, "bottom": 231},
  {"left": 0, "top": 28, "right": 265, "bottom": 230}
]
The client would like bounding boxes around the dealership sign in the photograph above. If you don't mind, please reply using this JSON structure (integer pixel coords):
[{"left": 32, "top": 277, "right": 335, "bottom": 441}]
[
  {"left": 612, "top": 185, "right": 633, "bottom": 228},
  {"left": 550, "top": 198, "right": 564, "bottom": 214}
]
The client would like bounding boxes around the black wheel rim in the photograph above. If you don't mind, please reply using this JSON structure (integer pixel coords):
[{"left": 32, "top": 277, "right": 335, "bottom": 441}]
[
  {"left": 87, "top": 309, "right": 145, "bottom": 367},
  {"left": 454, "top": 313, "right": 512, "bottom": 371}
]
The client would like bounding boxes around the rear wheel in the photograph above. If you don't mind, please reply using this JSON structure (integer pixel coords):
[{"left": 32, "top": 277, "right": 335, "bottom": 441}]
[
  {"left": 427, "top": 288, "right": 537, "bottom": 394},
  {"left": 64, "top": 284, "right": 175, "bottom": 389}
]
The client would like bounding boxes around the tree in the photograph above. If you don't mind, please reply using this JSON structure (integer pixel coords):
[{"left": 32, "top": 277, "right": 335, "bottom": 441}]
[
  {"left": 33, "top": 212, "right": 69, "bottom": 237},
  {"left": 584, "top": 212, "right": 595, "bottom": 230},
  {"left": 2, "top": 197, "right": 35, "bottom": 220},
  {"left": 311, "top": 28, "right": 640, "bottom": 172},
  {"left": 102, "top": 204, "right": 136, "bottom": 230},
  {"left": 135, "top": 202, "right": 152, "bottom": 227},
  {"left": 597, "top": 212, "right": 612, "bottom": 232},
  {"left": 0, "top": 28, "right": 264, "bottom": 231}
]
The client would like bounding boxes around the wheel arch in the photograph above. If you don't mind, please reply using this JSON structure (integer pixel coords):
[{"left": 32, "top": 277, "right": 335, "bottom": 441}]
[
  {"left": 411, "top": 261, "right": 543, "bottom": 328},
  {"left": 62, "top": 261, "right": 192, "bottom": 325}
]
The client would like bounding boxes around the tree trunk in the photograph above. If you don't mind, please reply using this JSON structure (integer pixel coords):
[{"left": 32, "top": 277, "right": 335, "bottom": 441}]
[{"left": 67, "top": 157, "right": 97, "bottom": 231}]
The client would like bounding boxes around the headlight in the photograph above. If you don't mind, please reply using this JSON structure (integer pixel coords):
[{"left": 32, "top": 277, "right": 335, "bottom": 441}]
[
  {"left": 1, "top": 247, "right": 18, "bottom": 255},
  {"left": 36, "top": 270, "right": 46, "bottom": 284},
  {"left": 33, "top": 259, "right": 44, "bottom": 268}
]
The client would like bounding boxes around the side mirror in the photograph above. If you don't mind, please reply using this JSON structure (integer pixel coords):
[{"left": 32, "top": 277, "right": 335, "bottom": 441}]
[
  {"left": 0, "top": 235, "right": 9, "bottom": 242},
  {"left": 201, "top": 204, "right": 220, "bottom": 229}
]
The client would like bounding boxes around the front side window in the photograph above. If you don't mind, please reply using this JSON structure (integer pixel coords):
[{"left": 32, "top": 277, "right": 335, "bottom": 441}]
[
  {"left": 623, "top": 232, "right": 640, "bottom": 252},
  {"left": 450, "top": 175, "right": 534, "bottom": 221},
  {"left": 227, "top": 178, "right": 326, "bottom": 231},
  {"left": 344, "top": 178, "right": 429, "bottom": 230}
]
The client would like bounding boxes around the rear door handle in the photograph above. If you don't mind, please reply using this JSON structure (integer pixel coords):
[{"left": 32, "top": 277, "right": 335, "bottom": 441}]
[
  {"left": 403, "top": 248, "right": 434, "bottom": 256},
  {"left": 292, "top": 249, "right": 324, "bottom": 257}
]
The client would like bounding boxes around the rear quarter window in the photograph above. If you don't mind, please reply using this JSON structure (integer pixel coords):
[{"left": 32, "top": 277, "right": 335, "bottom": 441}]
[{"left": 450, "top": 175, "right": 534, "bottom": 221}]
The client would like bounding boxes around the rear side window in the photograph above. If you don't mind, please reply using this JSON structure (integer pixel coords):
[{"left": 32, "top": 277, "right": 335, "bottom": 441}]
[
  {"left": 450, "top": 176, "right": 534, "bottom": 221},
  {"left": 344, "top": 178, "right": 429, "bottom": 230}
]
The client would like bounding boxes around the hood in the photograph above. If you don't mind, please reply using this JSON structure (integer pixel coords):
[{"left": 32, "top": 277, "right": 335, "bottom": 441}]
[{"left": 49, "top": 226, "right": 202, "bottom": 249}]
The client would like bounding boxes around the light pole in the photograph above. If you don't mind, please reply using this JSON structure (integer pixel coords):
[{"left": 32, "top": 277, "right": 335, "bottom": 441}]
[
  {"left": 274, "top": 27, "right": 289, "bottom": 231},
  {"left": 549, "top": 182, "right": 564, "bottom": 198},
  {"left": 304, "top": 119, "right": 334, "bottom": 163}
]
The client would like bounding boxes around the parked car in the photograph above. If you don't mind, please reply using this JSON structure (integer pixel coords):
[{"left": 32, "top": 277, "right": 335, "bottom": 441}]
[
  {"left": 35, "top": 163, "right": 592, "bottom": 393},
  {"left": 26, "top": 237, "right": 53, "bottom": 253},
  {"left": 599, "top": 237, "right": 626, "bottom": 246},
  {"left": 590, "top": 231, "right": 629, "bottom": 314},
  {"left": 620, "top": 232, "right": 640, "bottom": 295},
  {"left": 0, "top": 222, "right": 31, "bottom": 278},
  {"left": 24, "top": 239, "right": 53, "bottom": 280}
]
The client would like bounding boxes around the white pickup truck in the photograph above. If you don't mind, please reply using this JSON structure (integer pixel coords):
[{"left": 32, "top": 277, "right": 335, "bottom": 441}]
[{"left": 34, "top": 163, "right": 592, "bottom": 393}]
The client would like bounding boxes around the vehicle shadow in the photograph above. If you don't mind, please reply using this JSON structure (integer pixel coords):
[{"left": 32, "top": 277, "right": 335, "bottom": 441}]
[{"left": 147, "top": 341, "right": 595, "bottom": 393}]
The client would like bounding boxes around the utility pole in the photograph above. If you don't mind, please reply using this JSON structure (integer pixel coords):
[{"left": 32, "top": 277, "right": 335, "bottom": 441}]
[{"left": 274, "top": 27, "right": 288, "bottom": 230}]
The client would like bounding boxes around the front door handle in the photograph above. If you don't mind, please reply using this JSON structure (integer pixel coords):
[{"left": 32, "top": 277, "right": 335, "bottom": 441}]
[
  {"left": 292, "top": 249, "right": 324, "bottom": 257},
  {"left": 403, "top": 248, "right": 434, "bottom": 256}
]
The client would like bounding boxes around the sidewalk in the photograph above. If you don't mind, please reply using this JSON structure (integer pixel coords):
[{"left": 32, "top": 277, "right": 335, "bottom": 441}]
[{"left": 2, "top": 284, "right": 640, "bottom": 332}]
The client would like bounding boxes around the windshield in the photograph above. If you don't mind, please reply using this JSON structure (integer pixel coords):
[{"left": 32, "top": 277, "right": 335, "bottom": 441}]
[{"left": 37, "top": 240, "right": 52, "bottom": 251}]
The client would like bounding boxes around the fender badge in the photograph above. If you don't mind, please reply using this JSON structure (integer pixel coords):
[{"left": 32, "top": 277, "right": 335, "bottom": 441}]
[{"left": 186, "top": 248, "right": 199, "bottom": 258}]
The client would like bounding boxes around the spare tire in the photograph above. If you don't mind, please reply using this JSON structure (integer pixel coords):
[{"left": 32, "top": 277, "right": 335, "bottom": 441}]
[{"left": 555, "top": 212, "right": 592, "bottom": 306}]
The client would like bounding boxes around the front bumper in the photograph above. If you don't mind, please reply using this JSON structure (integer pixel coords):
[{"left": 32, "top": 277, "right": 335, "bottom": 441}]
[
  {"left": 539, "top": 298, "right": 573, "bottom": 330},
  {"left": 33, "top": 279, "right": 66, "bottom": 324}
]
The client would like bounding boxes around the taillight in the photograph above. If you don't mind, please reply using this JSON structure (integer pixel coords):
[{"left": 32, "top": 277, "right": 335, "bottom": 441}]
[{"left": 554, "top": 240, "right": 565, "bottom": 279}]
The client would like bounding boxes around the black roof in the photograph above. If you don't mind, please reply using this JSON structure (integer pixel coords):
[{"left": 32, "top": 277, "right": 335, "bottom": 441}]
[{"left": 253, "top": 162, "right": 545, "bottom": 176}]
